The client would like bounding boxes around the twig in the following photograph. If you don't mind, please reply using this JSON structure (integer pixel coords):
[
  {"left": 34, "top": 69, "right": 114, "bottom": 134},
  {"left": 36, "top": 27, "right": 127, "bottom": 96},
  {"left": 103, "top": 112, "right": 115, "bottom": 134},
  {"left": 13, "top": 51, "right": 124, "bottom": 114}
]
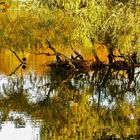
[
  {"left": 8, "top": 64, "right": 22, "bottom": 76},
  {"left": 70, "top": 46, "right": 83, "bottom": 60},
  {"left": 26, "top": 51, "right": 55, "bottom": 56},
  {"left": 8, "top": 48, "right": 25, "bottom": 64}
]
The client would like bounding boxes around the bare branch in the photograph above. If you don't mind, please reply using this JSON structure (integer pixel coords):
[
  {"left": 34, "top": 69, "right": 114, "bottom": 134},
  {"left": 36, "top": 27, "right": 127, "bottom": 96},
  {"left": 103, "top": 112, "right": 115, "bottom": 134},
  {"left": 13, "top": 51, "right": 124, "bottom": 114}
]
[
  {"left": 46, "top": 39, "right": 75, "bottom": 68},
  {"left": 7, "top": 64, "right": 22, "bottom": 76},
  {"left": 7, "top": 48, "right": 25, "bottom": 64},
  {"left": 26, "top": 51, "right": 55, "bottom": 56}
]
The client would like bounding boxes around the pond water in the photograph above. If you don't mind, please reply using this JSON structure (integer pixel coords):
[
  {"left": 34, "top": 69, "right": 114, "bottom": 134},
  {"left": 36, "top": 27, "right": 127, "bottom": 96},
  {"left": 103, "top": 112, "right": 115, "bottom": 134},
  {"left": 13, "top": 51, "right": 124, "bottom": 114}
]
[
  {"left": 0, "top": 50, "right": 140, "bottom": 139},
  {"left": 0, "top": 112, "right": 41, "bottom": 140},
  {"left": 0, "top": 50, "right": 47, "bottom": 140}
]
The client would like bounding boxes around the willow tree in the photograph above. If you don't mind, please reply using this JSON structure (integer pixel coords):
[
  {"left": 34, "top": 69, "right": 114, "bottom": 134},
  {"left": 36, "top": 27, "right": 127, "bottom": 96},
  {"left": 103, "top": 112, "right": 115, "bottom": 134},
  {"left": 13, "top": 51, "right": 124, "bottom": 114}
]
[
  {"left": 0, "top": 1, "right": 77, "bottom": 52},
  {"left": 37, "top": 0, "right": 140, "bottom": 63},
  {"left": 0, "top": 0, "right": 140, "bottom": 65}
]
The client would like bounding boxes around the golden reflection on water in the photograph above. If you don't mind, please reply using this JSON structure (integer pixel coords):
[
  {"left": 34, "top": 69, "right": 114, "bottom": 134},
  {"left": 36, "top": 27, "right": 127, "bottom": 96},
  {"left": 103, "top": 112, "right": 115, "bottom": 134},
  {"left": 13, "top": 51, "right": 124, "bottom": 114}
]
[
  {"left": 0, "top": 45, "right": 109, "bottom": 75},
  {"left": 0, "top": 47, "right": 140, "bottom": 139},
  {"left": 0, "top": 49, "right": 52, "bottom": 75}
]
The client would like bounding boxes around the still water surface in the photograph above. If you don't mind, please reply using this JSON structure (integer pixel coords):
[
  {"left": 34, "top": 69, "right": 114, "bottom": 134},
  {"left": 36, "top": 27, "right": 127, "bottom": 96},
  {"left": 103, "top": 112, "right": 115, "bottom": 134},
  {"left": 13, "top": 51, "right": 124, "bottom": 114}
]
[
  {"left": 0, "top": 51, "right": 47, "bottom": 140},
  {"left": 0, "top": 50, "right": 140, "bottom": 139}
]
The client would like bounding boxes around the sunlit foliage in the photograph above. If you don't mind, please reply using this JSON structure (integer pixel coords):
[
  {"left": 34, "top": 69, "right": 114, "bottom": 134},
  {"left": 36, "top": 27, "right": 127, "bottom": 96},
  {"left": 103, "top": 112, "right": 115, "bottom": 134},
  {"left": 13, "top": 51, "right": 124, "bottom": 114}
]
[
  {"left": 0, "top": 2, "right": 77, "bottom": 52},
  {"left": 0, "top": 0, "right": 139, "bottom": 55},
  {"left": 37, "top": 0, "right": 140, "bottom": 55}
]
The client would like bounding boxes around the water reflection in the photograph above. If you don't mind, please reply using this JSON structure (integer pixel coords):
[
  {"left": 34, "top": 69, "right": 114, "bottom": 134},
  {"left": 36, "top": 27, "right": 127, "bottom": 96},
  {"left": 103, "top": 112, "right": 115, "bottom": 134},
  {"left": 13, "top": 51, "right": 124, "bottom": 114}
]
[
  {"left": 0, "top": 111, "right": 41, "bottom": 140},
  {"left": 0, "top": 49, "right": 52, "bottom": 75},
  {"left": 0, "top": 64, "right": 140, "bottom": 139}
]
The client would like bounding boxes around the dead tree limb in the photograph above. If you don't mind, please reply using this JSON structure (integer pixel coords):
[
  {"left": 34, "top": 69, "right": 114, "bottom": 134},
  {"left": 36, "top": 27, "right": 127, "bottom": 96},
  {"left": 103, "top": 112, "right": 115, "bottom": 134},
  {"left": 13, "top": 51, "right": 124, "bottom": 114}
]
[
  {"left": 46, "top": 39, "right": 75, "bottom": 68},
  {"left": 8, "top": 64, "right": 22, "bottom": 76},
  {"left": 26, "top": 51, "right": 55, "bottom": 56},
  {"left": 70, "top": 46, "right": 83, "bottom": 60},
  {"left": 7, "top": 48, "right": 26, "bottom": 64}
]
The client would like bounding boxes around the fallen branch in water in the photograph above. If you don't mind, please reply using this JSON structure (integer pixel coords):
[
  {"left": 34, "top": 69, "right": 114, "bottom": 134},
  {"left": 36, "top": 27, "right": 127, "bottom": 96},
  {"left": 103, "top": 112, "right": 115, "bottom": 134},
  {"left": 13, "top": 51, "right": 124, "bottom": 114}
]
[{"left": 46, "top": 39, "right": 75, "bottom": 69}]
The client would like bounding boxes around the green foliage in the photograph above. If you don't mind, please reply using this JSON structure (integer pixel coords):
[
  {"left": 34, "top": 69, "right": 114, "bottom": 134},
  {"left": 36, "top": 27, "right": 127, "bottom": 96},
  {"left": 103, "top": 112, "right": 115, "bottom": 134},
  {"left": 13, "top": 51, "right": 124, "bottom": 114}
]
[
  {"left": 34, "top": 0, "right": 140, "bottom": 56},
  {"left": 0, "top": 0, "right": 139, "bottom": 55},
  {"left": 0, "top": 1, "right": 79, "bottom": 52}
]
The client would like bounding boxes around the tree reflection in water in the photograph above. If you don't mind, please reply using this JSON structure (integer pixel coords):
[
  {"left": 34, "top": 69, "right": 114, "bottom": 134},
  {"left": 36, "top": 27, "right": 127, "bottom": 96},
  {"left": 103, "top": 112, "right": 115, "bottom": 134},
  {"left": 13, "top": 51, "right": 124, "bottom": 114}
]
[{"left": 0, "top": 67, "right": 140, "bottom": 139}]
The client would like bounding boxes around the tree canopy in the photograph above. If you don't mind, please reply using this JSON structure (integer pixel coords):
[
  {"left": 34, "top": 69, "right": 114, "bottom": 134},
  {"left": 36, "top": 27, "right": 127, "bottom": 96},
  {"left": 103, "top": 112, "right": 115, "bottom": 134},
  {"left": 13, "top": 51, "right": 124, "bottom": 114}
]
[{"left": 0, "top": 0, "right": 139, "bottom": 56}]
